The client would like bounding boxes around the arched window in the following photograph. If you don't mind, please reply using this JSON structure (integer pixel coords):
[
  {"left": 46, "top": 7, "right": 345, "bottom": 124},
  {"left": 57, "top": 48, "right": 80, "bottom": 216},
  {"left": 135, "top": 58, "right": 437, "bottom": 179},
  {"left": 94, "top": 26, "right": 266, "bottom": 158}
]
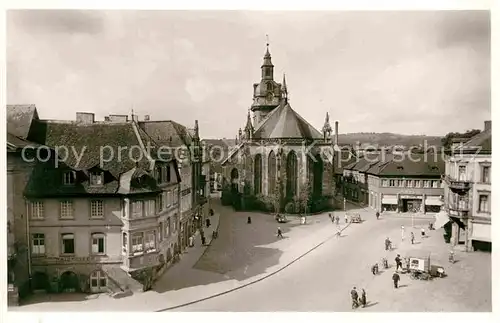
[
  {"left": 254, "top": 154, "right": 262, "bottom": 195},
  {"left": 268, "top": 151, "right": 277, "bottom": 195},
  {"left": 286, "top": 151, "right": 298, "bottom": 199},
  {"left": 267, "top": 82, "right": 273, "bottom": 91}
]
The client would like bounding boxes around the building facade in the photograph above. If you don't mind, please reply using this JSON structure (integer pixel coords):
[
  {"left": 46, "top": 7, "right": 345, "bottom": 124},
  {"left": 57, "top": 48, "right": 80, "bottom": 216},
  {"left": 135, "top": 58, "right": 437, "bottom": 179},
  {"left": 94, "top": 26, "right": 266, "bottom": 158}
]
[
  {"left": 342, "top": 152, "right": 445, "bottom": 214},
  {"left": 443, "top": 120, "right": 491, "bottom": 252},
  {"left": 7, "top": 106, "right": 183, "bottom": 298},
  {"left": 137, "top": 118, "right": 206, "bottom": 251},
  {"left": 221, "top": 44, "right": 338, "bottom": 211}
]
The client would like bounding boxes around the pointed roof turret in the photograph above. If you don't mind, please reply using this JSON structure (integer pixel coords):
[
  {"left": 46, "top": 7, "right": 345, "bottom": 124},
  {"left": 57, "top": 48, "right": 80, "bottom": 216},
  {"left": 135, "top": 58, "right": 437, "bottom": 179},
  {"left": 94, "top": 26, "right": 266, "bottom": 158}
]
[
  {"left": 262, "top": 37, "right": 273, "bottom": 67},
  {"left": 322, "top": 112, "right": 332, "bottom": 133},
  {"left": 245, "top": 111, "right": 254, "bottom": 132},
  {"left": 282, "top": 73, "right": 288, "bottom": 103}
]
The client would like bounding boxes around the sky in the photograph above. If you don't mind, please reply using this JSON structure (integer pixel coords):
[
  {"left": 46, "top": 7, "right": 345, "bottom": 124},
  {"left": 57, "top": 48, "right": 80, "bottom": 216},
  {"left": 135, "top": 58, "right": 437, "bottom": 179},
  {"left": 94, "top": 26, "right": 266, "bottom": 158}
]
[{"left": 6, "top": 10, "right": 490, "bottom": 138}]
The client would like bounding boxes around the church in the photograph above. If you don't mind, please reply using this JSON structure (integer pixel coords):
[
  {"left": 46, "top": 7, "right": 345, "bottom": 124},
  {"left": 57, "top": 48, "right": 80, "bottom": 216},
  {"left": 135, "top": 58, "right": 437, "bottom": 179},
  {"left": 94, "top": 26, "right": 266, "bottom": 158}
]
[{"left": 221, "top": 44, "right": 339, "bottom": 212}]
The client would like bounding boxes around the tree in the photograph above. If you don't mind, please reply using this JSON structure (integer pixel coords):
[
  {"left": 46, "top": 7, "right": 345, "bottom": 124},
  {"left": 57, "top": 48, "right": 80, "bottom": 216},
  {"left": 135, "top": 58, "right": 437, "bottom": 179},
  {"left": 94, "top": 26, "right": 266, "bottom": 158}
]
[
  {"left": 269, "top": 179, "right": 284, "bottom": 213},
  {"left": 441, "top": 129, "right": 481, "bottom": 150},
  {"left": 297, "top": 182, "right": 312, "bottom": 215}
]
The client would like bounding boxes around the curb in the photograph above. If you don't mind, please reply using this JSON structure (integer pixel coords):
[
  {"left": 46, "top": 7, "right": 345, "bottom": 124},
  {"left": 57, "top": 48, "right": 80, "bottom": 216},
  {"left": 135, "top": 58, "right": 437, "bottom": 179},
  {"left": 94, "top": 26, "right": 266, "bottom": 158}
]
[{"left": 155, "top": 222, "right": 352, "bottom": 312}]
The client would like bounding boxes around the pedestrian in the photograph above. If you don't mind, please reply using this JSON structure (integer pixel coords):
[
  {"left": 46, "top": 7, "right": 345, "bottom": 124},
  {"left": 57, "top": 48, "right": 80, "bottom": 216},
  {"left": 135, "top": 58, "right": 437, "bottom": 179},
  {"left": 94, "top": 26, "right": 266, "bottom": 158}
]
[
  {"left": 209, "top": 208, "right": 214, "bottom": 216},
  {"left": 376, "top": 211, "right": 380, "bottom": 220},
  {"left": 401, "top": 225, "right": 405, "bottom": 241},
  {"left": 385, "top": 237, "right": 391, "bottom": 251},
  {"left": 329, "top": 213, "right": 333, "bottom": 222},
  {"left": 201, "top": 235, "right": 206, "bottom": 246},
  {"left": 336, "top": 215, "right": 340, "bottom": 225},
  {"left": 392, "top": 271, "right": 400, "bottom": 288},
  {"left": 371, "top": 263, "right": 379, "bottom": 275},
  {"left": 350, "top": 287, "right": 359, "bottom": 309},
  {"left": 395, "top": 254, "right": 402, "bottom": 272},
  {"left": 345, "top": 214, "right": 348, "bottom": 224},
  {"left": 421, "top": 227, "right": 425, "bottom": 238},
  {"left": 206, "top": 218, "right": 211, "bottom": 228},
  {"left": 247, "top": 216, "right": 252, "bottom": 224},
  {"left": 189, "top": 235, "right": 194, "bottom": 247},
  {"left": 277, "top": 227, "right": 284, "bottom": 239},
  {"left": 360, "top": 289, "right": 367, "bottom": 307},
  {"left": 410, "top": 232, "right": 415, "bottom": 244}
]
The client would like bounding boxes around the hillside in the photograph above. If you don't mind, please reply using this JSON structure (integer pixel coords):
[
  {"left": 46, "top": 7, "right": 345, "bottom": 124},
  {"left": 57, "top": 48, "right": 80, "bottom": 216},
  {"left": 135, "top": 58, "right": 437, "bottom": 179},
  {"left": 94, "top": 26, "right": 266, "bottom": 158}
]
[{"left": 337, "top": 133, "right": 443, "bottom": 148}]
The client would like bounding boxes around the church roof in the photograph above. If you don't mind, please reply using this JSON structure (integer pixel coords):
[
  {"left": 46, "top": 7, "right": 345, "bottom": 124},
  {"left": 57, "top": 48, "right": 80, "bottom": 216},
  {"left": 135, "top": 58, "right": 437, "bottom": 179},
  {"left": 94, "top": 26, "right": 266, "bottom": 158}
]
[{"left": 253, "top": 101, "right": 323, "bottom": 140}]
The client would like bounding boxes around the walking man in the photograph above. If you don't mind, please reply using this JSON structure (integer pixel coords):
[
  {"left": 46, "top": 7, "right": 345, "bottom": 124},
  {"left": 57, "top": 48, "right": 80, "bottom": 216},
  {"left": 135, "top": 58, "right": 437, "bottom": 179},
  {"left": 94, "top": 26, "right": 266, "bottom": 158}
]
[
  {"left": 395, "top": 254, "right": 402, "bottom": 272},
  {"left": 385, "top": 237, "right": 391, "bottom": 251},
  {"left": 360, "top": 289, "right": 367, "bottom": 307},
  {"left": 421, "top": 227, "right": 426, "bottom": 238},
  {"left": 335, "top": 215, "right": 340, "bottom": 225},
  {"left": 345, "top": 214, "right": 349, "bottom": 224},
  {"left": 350, "top": 287, "right": 359, "bottom": 309},
  {"left": 392, "top": 271, "right": 400, "bottom": 288},
  {"left": 401, "top": 225, "right": 405, "bottom": 242},
  {"left": 329, "top": 213, "right": 333, "bottom": 223},
  {"left": 277, "top": 227, "right": 284, "bottom": 239},
  {"left": 410, "top": 232, "right": 415, "bottom": 244}
]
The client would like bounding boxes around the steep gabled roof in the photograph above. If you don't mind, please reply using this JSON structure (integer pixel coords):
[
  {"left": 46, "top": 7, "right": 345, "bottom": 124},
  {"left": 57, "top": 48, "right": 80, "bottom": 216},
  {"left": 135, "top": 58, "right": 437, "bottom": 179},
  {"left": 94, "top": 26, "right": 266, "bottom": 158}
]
[
  {"left": 253, "top": 102, "right": 323, "bottom": 140},
  {"left": 459, "top": 128, "right": 492, "bottom": 154},
  {"left": 30, "top": 121, "right": 153, "bottom": 178},
  {"left": 6, "top": 104, "right": 39, "bottom": 139},
  {"left": 138, "top": 120, "right": 193, "bottom": 148},
  {"left": 7, "top": 132, "right": 40, "bottom": 151},
  {"left": 363, "top": 153, "right": 444, "bottom": 177}
]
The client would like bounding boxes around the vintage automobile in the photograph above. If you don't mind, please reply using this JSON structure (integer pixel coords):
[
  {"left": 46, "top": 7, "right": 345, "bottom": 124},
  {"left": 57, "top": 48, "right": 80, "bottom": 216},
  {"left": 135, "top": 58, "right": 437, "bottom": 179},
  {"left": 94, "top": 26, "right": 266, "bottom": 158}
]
[{"left": 347, "top": 212, "right": 362, "bottom": 223}]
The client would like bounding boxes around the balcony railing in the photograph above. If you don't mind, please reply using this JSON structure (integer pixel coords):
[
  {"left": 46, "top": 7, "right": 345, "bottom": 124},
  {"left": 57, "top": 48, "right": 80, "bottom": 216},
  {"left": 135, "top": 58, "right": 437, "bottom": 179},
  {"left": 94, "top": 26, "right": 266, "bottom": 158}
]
[
  {"left": 445, "top": 204, "right": 470, "bottom": 219},
  {"left": 443, "top": 175, "right": 472, "bottom": 192}
]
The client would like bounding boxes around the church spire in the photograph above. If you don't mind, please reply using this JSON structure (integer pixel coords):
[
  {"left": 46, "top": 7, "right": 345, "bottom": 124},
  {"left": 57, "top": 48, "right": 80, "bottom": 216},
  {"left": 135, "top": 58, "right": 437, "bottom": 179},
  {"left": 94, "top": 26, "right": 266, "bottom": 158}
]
[{"left": 261, "top": 35, "right": 274, "bottom": 80}]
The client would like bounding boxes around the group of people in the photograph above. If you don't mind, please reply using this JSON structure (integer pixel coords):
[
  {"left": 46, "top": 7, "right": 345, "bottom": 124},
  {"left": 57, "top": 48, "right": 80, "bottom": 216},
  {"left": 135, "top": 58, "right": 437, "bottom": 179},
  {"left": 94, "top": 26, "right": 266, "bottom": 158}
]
[{"left": 350, "top": 287, "right": 367, "bottom": 309}]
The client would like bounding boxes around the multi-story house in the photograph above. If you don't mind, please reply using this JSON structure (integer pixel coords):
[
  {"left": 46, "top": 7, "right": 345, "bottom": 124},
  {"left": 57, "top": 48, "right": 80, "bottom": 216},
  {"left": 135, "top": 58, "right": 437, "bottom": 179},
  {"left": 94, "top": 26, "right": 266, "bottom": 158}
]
[
  {"left": 442, "top": 120, "right": 491, "bottom": 252},
  {"left": 7, "top": 106, "right": 182, "bottom": 298},
  {"left": 135, "top": 116, "right": 205, "bottom": 251},
  {"left": 342, "top": 152, "right": 445, "bottom": 214}
]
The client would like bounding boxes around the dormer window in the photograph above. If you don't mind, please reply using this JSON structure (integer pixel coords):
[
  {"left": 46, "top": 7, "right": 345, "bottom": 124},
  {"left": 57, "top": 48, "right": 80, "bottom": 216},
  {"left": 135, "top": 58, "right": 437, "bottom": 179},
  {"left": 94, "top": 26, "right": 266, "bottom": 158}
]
[
  {"left": 63, "top": 171, "right": 76, "bottom": 185},
  {"left": 90, "top": 172, "right": 104, "bottom": 186}
]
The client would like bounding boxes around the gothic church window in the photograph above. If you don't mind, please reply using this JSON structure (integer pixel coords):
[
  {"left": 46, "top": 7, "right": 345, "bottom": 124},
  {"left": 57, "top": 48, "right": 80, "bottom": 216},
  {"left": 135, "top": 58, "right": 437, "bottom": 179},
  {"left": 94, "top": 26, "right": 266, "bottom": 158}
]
[{"left": 254, "top": 154, "right": 262, "bottom": 195}]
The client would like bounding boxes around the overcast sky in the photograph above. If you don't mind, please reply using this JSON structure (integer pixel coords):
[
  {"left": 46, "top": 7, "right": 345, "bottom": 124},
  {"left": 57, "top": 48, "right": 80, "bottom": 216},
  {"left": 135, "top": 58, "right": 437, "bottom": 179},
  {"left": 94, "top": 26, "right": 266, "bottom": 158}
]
[{"left": 7, "top": 10, "right": 490, "bottom": 138}]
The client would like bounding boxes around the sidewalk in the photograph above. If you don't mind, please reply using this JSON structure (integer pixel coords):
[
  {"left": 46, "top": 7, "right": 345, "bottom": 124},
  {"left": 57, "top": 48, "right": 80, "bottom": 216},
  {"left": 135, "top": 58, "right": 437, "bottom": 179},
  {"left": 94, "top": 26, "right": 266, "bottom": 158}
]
[{"left": 153, "top": 201, "right": 222, "bottom": 290}]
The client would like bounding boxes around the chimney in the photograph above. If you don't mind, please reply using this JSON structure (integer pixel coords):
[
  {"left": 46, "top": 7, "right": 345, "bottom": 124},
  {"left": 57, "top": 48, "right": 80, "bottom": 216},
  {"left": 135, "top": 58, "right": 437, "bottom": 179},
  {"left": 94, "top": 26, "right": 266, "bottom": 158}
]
[
  {"left": 144, "top": 115, "right": 150, "bottom": 121},
  {"left": 484, "top": 120, "right": 491, "bottom": 131},
  {"left": 334, "top": 121, "right": 339, "bottom": 146},
  {"left": 76, "top": 112, "right": 95, "bottom": 124},
  {"left": 108, "top": 114, "right": 128, "bottom": 123}
]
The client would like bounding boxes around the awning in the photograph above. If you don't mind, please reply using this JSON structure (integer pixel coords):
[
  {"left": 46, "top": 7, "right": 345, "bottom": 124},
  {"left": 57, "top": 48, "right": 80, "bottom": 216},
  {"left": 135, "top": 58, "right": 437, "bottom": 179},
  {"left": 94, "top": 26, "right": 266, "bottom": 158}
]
[
  {"left": 382, "top": 195, "right": 398, "bottom": 204},
  {"left": 471, "top": 223, "right": 491, "bottom": 242},
  {"left": 434, "top": 211, "right": 450, "bottom": 229},
  {"left": 425, "top": 197, "right": 443, "bottom": 206}
]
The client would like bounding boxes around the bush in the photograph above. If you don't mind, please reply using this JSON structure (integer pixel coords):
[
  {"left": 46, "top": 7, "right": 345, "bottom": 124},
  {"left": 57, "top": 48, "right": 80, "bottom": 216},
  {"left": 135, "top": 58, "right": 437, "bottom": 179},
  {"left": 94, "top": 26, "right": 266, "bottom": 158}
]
[{"left": 284, "top": 202, "right": 296, "bottom": 214}]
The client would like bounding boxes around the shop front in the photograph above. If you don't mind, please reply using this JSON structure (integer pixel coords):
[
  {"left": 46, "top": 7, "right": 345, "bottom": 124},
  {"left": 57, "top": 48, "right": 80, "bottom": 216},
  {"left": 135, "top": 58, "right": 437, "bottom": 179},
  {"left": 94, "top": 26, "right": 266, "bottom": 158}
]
[
  {"left": 425, "top": 196, "right": 443, "bottom": 213},
  {"left": 471, "top": 222, "right": 491, "bottom": 251},
  {"left": 381, "top": 194, "right": 398, "bottom": 212}
]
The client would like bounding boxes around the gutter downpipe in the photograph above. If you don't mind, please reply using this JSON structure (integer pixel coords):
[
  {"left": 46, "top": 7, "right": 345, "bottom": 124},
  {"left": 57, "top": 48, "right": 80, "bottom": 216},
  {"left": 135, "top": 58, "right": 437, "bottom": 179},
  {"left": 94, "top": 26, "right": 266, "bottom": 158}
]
[{"left": 25, "top": 198, "right": 32, "bottom": 289}]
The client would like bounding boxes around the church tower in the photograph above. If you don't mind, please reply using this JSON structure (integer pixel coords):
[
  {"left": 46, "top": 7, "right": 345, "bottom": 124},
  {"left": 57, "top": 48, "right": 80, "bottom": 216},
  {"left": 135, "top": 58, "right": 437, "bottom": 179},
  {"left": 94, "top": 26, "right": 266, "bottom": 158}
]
[{"left": 250, "top": 41, "right": 283, "bottom": 125}]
